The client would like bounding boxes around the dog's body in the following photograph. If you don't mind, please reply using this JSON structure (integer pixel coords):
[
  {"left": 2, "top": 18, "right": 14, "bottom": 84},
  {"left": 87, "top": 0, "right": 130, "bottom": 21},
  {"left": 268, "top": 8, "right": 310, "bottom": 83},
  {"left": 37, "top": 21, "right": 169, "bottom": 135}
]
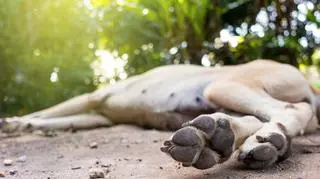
[{"left": 1, "top": 59, "right": 319, "bottom": 169}]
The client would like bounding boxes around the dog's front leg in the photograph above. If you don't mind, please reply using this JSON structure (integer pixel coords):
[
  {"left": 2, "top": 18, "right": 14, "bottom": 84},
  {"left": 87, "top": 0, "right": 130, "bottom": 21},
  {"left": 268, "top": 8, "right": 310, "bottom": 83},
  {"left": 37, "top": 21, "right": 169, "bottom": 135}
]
[{"left": 238, "top": 102, "right": 313, "bottom": 168}]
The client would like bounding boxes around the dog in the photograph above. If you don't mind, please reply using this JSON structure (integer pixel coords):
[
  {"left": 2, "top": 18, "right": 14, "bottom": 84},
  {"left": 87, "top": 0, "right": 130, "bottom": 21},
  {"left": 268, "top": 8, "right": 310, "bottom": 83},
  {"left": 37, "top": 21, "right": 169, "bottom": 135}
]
[{"left": 1, "top": 59, "right": 319, "bottom": 169}]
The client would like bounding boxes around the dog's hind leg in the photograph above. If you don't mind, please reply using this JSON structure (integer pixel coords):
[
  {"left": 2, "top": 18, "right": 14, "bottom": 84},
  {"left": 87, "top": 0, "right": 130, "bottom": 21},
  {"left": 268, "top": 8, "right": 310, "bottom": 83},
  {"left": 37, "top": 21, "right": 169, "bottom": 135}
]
[
  {"left": 17, "top": 74, "right": 141, "bottom": 120},
  {"left": 1, "top": 113, "right": 113, "bottom": 133},
  {"left": 21, "top": 93, "right": 100, "bottom": 119}
]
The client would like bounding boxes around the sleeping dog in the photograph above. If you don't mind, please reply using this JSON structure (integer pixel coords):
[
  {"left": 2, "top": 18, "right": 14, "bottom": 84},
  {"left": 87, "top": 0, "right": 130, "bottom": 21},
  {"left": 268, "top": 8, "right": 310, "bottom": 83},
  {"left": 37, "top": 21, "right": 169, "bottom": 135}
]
[{"left": 1, "top": 59, "right": 319, "bottom": 169}]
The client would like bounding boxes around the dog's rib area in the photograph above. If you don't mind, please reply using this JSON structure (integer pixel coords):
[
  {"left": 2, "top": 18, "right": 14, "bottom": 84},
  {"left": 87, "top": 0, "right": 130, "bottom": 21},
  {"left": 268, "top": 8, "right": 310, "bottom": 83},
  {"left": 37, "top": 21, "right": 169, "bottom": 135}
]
[{"left": 99, "top": 69, "right": 221, "bottom": 130}]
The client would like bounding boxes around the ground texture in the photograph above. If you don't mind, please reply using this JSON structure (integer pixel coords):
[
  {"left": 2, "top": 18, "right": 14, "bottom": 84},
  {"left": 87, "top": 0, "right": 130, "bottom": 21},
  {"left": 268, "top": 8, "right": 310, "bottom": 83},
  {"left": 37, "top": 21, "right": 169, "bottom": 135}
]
[{"left": 0, "top": 125, "right": 319, "bottom": 179}]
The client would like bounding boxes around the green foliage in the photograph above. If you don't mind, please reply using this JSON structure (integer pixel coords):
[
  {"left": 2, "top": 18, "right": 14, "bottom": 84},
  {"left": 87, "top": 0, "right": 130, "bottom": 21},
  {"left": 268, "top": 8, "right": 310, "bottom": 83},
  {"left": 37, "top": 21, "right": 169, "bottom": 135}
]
[
  {"left": 0, "top": 0, "right": 96, "bottom": 116},
  {"left": 92, "top": 0, "right": 320, "bottom": 68}
]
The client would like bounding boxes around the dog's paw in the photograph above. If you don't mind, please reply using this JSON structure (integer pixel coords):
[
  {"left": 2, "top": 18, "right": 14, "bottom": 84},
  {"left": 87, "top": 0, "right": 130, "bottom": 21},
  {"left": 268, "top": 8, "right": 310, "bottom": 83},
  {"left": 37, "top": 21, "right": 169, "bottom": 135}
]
[
  {"left": 160, "top": 113, "right": 236, "bottom": 169},
  {"left": 0, "top": 118, "right": 20, "bottom": 133},
  {"left": 238, "top": 129, "right": 291, "bottom": 169},
  {"left": 0, "top": 117, "right": 32, "bottom": 134}
]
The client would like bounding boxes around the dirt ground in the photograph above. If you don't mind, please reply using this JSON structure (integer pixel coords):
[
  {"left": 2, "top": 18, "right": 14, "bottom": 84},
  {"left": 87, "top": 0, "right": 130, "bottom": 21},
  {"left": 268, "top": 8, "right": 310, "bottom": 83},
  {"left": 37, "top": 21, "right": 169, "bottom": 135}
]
[{"left": 0, "top": 125, "right": 319, "bottom": 179}]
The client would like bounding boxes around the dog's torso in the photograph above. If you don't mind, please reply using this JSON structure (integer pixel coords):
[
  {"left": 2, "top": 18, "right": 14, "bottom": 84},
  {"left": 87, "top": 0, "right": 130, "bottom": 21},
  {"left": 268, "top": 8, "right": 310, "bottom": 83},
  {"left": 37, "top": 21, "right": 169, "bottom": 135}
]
[{"left": 96, "top": 60, "right": 315, "bottom": 130}]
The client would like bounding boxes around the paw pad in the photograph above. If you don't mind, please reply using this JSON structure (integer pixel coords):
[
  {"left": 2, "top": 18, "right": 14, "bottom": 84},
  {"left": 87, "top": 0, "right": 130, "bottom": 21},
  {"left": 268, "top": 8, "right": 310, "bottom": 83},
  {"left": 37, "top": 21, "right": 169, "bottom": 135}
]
[
  {"left": 256, "top": 133, "right": 285, "bottom": 151},
  {"left": 172, "top": 127, "right": 202, "bottom": 146},
  {"left": 239, "top": 132, "right": 290, "bottom": 169},
  {"left": 193, "top": 148, "right": 217, "bottom": 169},
  {"left": 183, "top": 115, "right": 216, "bottom": 136},
  {"left": 161, "top": 127, "right": 204, "bottom": 165},
  {"left": 161, "top": 115, "right": 236, "bottom": 169},
  {"left": 210, "top": 119, "right": 234, "bottom": 159}
]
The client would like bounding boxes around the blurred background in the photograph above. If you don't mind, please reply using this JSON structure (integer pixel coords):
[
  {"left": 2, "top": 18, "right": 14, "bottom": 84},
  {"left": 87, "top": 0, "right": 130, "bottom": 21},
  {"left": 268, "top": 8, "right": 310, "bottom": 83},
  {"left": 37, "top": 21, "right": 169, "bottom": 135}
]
[{"left": 0, "top": 0, "right": 320, "bottom": 116}]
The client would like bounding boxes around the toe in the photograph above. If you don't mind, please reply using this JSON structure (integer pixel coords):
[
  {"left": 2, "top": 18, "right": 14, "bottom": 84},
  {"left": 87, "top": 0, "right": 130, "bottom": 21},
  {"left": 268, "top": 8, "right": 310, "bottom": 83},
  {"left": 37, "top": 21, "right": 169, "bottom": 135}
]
[
  {"left": 172, "top": 127, "right": 203, "bottom": 146},
  {"left": 250, "top": 145, "right": 277, "bottom": 161},
  {"left": 165, "top": 144, "right": 199, "bottom": 163},
  {"left": 184, "top": 115, "right": 216, "bottom": 136},
  {"left": 161, "top": 127, "right": 205, "bottom": 164},
  {"left": 210, "top": 119, "right": 234, "bottom": 160},
  {"left": 193, "top": 147, "right": 218, "bottom": 169},
  {"left": 265, "top": 133, "right": 286, "bottom": 151},
  {"left": 238, "top": 144, "right": 278, "bottom": 169},
  {"left": 238, "top": 145, "right": 277, "bottom": 162}
]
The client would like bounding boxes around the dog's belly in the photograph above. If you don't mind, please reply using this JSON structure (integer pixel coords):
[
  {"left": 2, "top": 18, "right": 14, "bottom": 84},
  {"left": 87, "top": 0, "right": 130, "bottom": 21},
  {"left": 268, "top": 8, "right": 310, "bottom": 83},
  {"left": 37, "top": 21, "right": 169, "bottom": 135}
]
[{"left": 98, "top": 65, "right": 220, "bottom": 130}]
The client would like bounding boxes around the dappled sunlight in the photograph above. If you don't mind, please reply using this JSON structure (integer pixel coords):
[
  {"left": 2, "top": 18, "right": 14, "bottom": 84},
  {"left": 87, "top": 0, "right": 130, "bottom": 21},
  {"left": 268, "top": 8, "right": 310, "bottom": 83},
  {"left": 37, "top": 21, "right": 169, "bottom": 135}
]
[
  {"left": 50, "top": 68, "right": 60, "bottom": 83},
  {"left": 91, "top": 50, "right": 128, "bottom": 85},
  {"left": 201, "top": 54, "right": 211, "bottom": 67},
  {"left": 219, "top": 29, "right": 241, "bottom": 47},
  {"left": 83, "top": 0, "right": 94, "bottom": 9}
]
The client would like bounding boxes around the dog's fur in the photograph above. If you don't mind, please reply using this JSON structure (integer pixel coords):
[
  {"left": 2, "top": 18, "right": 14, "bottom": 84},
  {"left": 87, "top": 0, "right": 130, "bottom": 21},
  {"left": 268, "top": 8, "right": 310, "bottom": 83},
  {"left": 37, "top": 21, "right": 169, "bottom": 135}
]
[{"left": 1, "top": 59, "right": 319, "bottom": 169}]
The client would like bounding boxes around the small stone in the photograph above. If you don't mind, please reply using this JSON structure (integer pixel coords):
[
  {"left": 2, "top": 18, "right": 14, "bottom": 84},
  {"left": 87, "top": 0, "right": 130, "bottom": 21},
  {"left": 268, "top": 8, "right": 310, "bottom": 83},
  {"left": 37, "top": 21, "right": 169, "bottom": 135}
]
[
  {"left": 9, "top": 170, "right": 17, "bottom": 175},
  {"left": 89, "top": 168, "right": 105, "bottom": 179},
  {"left": 89, "top": 142, "right": 98, "bottom": 149},
  {"left": 101, "top": 164, "right": 111, "bottom": 168},
  {"left": 103, "top": 168, "right": 111, "bottom": 175},
  {"left": 141, "top": 89, "right": 147, "bottom": 94},
  {"left": 17, "top": 155, "right": 27, "bottom": 163},
  {"left": 44, "top": 130, "right": 58, "bottom": 137},
  {"left": 33, "top": 130, "right": 45, "bottom": 136},
  {"left": 159, "top": 166, "right": 163, "bottom": 170},
  {"left": 120, "top": 139, "right": 128, "bottom": 144},
  {"left": 71, "top": 166, "right": 81, "bottom": 170},
  {"left": 133, "top": 140, "right": 142, "bottom": 144},
  {"left": 301, "top": 148, "right": 313, "bottom": 154},
  {"left": 123, "top": 158, "right": 129, "bottom": 161},
  {"left": 68, "top": 128, "right": 77, "bottom": 133},
  {"left": 3, "top": 159, "right": 13, "bottom": 166},
  {"left": 34, "top": 130, "right": 57, "bottom": 137},
  {"left": 0, "top": 172, "right": 5, "bottom": 177},
  {"left": 137, "top": 159, "right": 142, "bottom": 162},
  {"left": 101, "top": 139, "right": 110, "bottom": 144}
]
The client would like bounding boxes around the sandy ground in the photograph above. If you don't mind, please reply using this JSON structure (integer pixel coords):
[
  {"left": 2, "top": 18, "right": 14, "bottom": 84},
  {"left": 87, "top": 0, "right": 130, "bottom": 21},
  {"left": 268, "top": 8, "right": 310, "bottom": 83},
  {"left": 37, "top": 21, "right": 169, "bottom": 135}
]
[{"left": 0, "top": 125, "right": 319, "bottom": 179}]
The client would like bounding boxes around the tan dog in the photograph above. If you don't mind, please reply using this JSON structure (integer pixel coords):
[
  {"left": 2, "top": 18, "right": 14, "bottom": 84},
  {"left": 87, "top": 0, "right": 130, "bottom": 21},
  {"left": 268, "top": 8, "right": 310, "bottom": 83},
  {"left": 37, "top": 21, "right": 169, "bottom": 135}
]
[{"left": 1, "top": 59, "right": 319, "bottom": 169}]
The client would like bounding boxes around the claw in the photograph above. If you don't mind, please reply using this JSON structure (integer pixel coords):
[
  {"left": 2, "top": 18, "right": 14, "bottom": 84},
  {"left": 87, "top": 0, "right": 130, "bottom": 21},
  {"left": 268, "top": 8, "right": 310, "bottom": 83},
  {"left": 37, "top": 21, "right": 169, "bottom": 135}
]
[
  {"left": 164, "top": 140, "right": 171, "bottom": 146},
  {"left": 256, "top": 135, "right": 266, "bottom": 143},
  {"left": 160, "top": 146, "right": 169, "bottom": 153}
]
